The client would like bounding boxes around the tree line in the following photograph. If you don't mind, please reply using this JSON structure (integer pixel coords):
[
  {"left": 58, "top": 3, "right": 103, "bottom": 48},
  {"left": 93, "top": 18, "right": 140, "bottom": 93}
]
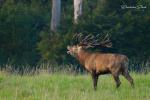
[{"left": 0, "top": 0, "right": 149, "bottom": 70}]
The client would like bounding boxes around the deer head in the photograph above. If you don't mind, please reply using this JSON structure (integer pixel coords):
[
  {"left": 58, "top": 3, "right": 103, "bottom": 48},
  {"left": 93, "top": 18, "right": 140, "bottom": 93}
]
[
  {"left": 67, "top": 33, "right": 112, "bottom": 57},
  {"left": 67, "top": 45, "right": 82, "bottom": 57}
]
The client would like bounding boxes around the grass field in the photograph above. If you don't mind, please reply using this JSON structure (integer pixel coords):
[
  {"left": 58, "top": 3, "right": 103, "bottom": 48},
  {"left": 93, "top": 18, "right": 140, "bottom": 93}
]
[{"left": 0, "top": 72, "right": 150, "bottom": 100}]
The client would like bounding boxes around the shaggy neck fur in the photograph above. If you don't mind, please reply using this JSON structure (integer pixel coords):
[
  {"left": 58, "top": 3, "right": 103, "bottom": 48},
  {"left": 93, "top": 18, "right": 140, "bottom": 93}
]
[{"left": 75, "top": 49, "right": 90, "bottom": 65}]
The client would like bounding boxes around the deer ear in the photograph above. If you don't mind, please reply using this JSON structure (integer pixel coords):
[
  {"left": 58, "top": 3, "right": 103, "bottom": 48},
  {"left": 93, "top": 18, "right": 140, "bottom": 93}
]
[{"left": 67, "top": 46, "right": 70, "bottom": 50}]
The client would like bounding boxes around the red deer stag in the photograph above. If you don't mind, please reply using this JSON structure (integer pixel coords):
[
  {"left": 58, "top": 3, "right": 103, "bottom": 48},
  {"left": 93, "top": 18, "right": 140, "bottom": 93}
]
[{"left": 67, "top": 33, "right": 134, "bottom": 90}]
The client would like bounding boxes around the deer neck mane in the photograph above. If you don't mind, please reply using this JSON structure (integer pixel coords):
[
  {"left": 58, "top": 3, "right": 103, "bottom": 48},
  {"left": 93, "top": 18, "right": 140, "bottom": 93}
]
[{"left": 76, "top": 49, "right": 90, "bottom": 65}]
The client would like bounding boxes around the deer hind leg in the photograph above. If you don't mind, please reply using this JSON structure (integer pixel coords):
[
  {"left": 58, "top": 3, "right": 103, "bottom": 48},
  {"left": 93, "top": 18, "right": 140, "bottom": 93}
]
[
  {"left": 91, "top": 72, "right": 99, "bottom": 91},
  {"left": 122, "top": 70, "right": 134, "bottom": 87},
  {"left": 112, "top": 75, "right": 121, "bottom": 88}
]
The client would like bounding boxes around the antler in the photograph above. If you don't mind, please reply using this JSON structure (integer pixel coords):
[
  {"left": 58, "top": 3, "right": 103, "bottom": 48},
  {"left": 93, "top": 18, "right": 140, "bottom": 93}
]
[
  {"left": 73, "top": 33, "right": 112, "bottom": 48},
  {"left": 73, "top": 33, "right": 83, "bottom": 43},
  {"left": 98, "top": 34, "right": 112, "bottom": 47}
]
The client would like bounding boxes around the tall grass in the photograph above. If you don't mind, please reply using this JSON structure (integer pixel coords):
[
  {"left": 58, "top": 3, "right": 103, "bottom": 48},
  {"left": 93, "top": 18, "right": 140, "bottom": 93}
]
[
  {"left": 0, "top": 60, "right": 149, "bottom": 99},
  {"left": 0, "top": 59, "right": 150, "bottom": 75},
  {"left": 0, "top": 72, "right": 150, "bottom": 100}
]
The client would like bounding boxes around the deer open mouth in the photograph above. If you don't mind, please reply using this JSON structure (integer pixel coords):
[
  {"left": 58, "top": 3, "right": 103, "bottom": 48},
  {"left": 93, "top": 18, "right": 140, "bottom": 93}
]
[
  {"left": 67, "top": 51, "right": 70, "bottom": 54},
  {"left": 67, "top": 46, "right": 71, "bottom": 54}
]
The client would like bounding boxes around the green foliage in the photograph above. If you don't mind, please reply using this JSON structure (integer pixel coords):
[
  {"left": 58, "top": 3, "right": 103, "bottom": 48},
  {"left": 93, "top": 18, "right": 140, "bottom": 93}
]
[
  {"left": 0, "top": 0, "right": 50, "bottom": 65},
  {"left": 0, "top": 0, "right": 149, "bottom": 70}
]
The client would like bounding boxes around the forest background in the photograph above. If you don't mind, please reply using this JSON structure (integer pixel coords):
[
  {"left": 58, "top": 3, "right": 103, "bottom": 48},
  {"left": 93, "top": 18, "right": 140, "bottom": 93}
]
[{"left": 0, "top": 0, "right": 149, "bottom": 72}]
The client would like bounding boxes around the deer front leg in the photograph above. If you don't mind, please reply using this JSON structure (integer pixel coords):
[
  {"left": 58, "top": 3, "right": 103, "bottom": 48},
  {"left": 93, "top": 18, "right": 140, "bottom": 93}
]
[{"left": 91, "top": 72, "right": 98, "bottom": 91}]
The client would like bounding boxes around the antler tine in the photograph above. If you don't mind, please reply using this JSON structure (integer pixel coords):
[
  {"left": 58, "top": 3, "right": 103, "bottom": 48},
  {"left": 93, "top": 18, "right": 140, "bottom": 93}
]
[
  {"left": 87, "top": 34, "right": 103, "bottom": 48},
  {"left": 95, "top": 34, "right": 100, "bottom": 40},
  {"left": 73, "top": 33, "right": 82, "bottom": 44},
  {"left": 85, "top": 34, "right": 100, "bottom": 46},
  {"left": 79, "top": 34, "right": 94, "bottom": 46},
  {"left": 78, "top": 33, "right": 84, "bottom": 42},
  {"left": 84, "top": 34, "right": 94, "bottom": 43},
  {"left": 73, "top": 33, "right": 112, "bottom": 48},
  {"left": 99, "top": 34, "right": 112, "bottom": 47},
  {"left": 73, "top": 33, "right": 93, "bottom": 46},
  {"left": 99, "top": 34, "right": 106, "bottom": 41},
  {"left": 94, "top": 34, "right": 101, "bottom": 43},
  {"left": 72, "top": 33, "right": 76, "bottom": 39},
  {"left": 101, "top": 34, "right": 111, "bottom": 44},
  {"left": 72, "top": 33, "right": 84, "bottom": 44},
  {"left": 85, "top": 34, "right": 97, "bottom": 46},
  {"left": 104, "top": 34, "right": 110, "bottom": 41},
  {"left": 73, "top": 33, "right": 79, "bottom": 43},
  {"left": 81, "top": 34, "right": 91, "bottom": 43},
  {"left": 82, "top": 34, "right": 100, "bottom": 47},
  {"left": 87, "top": 33, "right": 112, "bottom": 48}
]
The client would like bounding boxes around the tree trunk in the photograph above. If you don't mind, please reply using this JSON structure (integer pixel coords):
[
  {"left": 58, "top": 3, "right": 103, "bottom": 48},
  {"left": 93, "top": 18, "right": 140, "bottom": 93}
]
[
  {"left": 0, "top": 0, "right": 4, "bottom": 8},
  {"left": 51, "top": 0, "right": 61, "bottom": 32},
  {"left": 74, "top": 0, "right": 82, "bottom": 24}
]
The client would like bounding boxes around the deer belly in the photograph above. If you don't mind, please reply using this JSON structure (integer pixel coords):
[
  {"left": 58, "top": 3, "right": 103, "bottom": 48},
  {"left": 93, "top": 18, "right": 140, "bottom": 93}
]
[{"left": 96, "top": 66, "right": 110, "bottom": 74}]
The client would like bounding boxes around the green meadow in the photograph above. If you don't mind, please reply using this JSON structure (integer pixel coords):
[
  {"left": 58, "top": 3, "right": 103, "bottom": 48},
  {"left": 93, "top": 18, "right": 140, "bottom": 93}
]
[{"left": 0, "top": 72, "right": 150, "bottom": 100}]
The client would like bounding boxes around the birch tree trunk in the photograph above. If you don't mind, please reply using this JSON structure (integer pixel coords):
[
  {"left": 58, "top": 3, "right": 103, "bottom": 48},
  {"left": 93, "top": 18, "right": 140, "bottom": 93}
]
[
  {"left": 51, "top": 0, "right": 61, "bottom": 32},
  {"left": 74, "top": 0, "right": 82, "bottom": 24},
  {"left": 0, "top": 0, "right": 4, "bottom": 8}
]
